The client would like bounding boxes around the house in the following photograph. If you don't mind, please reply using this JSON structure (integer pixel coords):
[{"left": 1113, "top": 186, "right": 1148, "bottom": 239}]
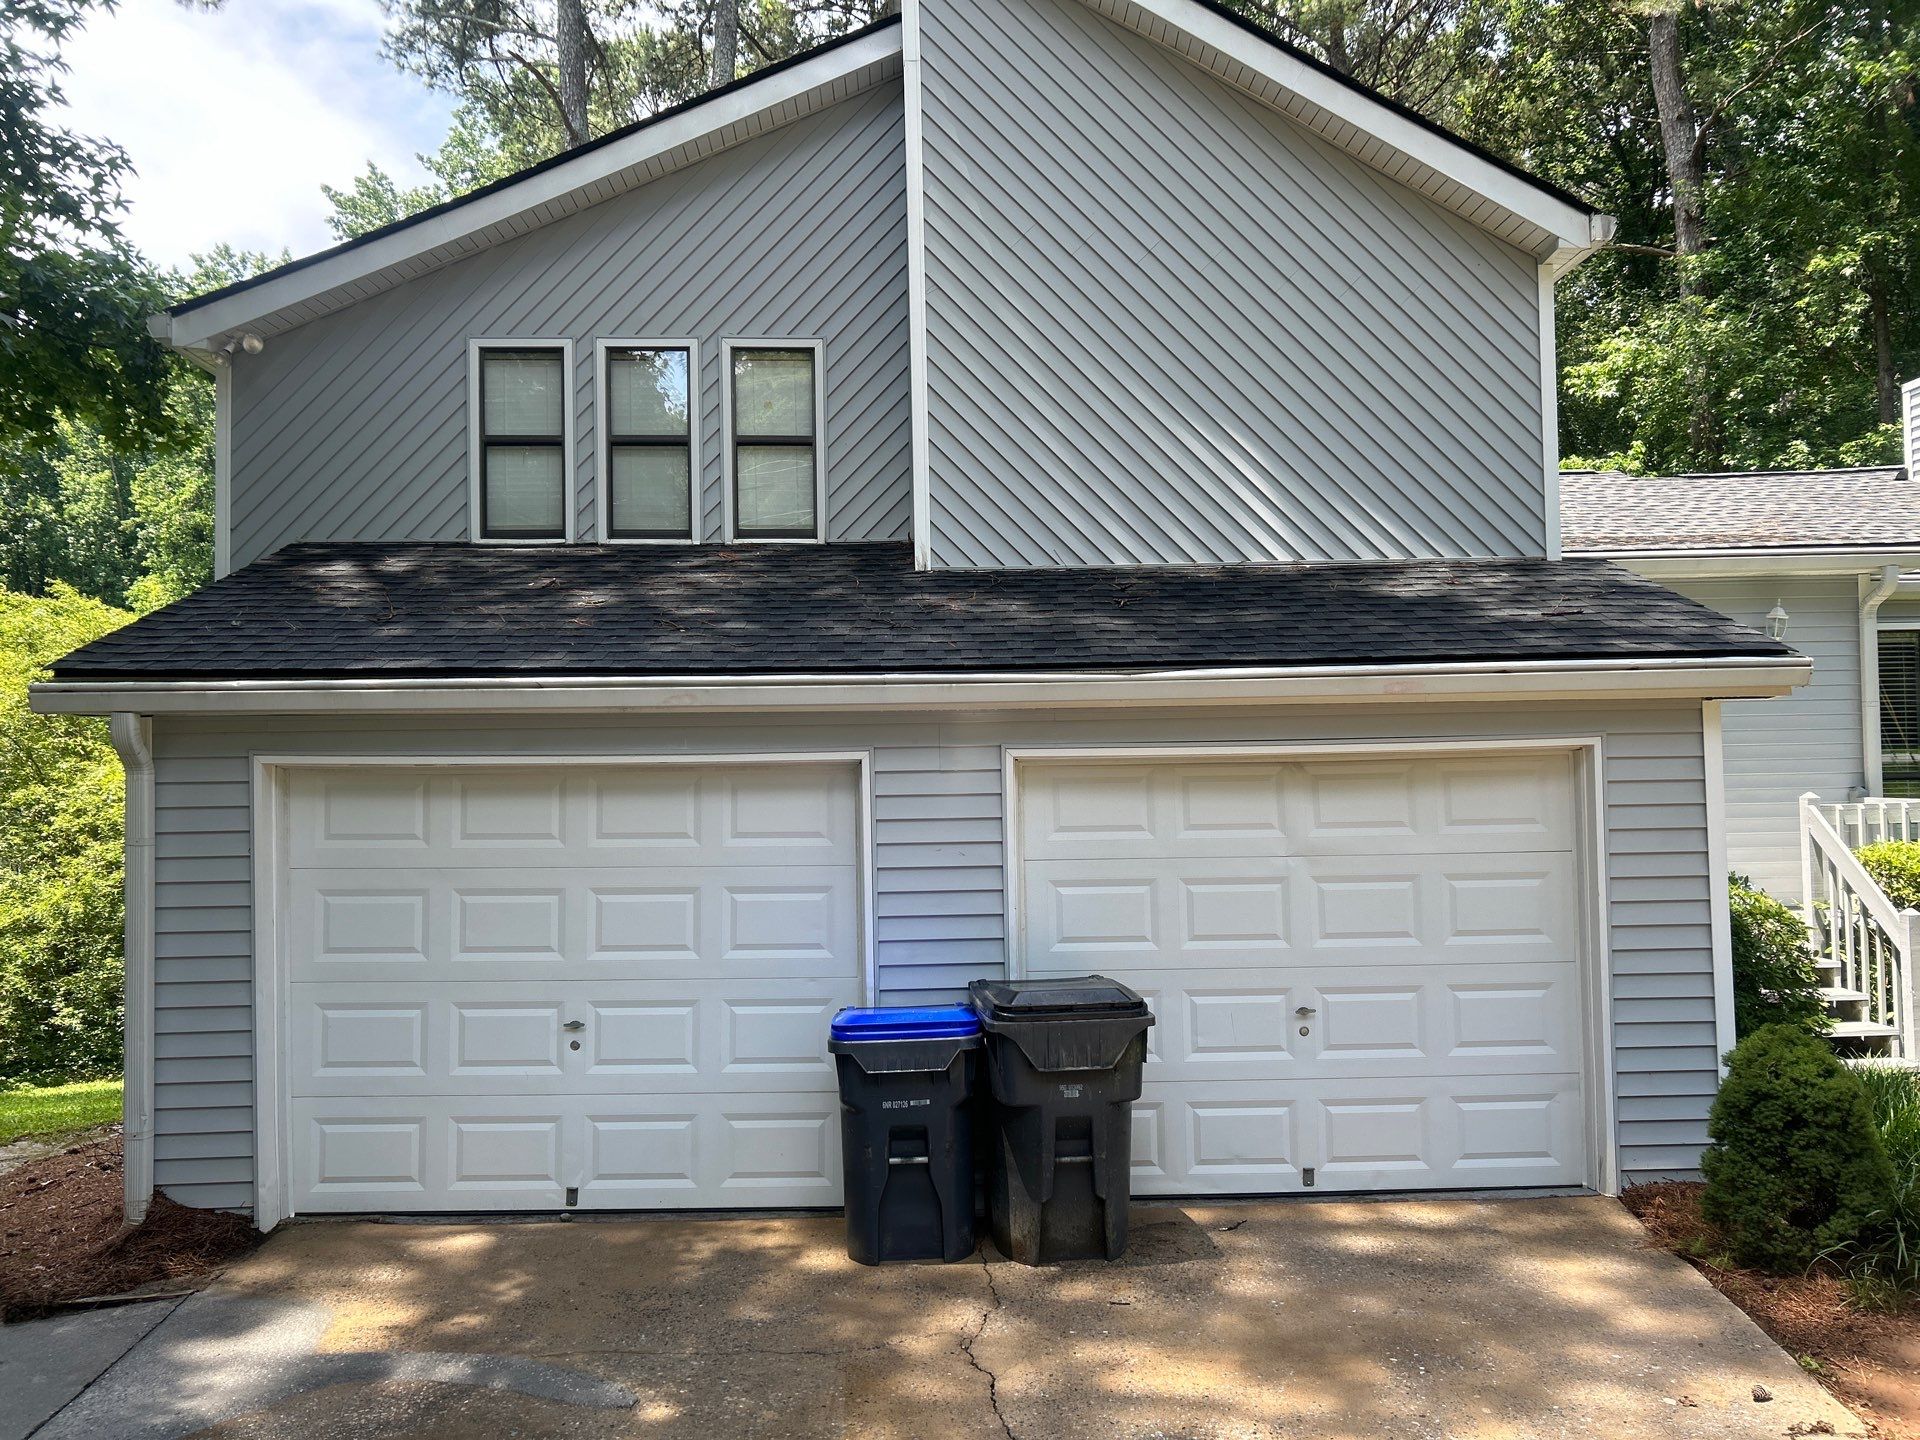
[
  {"left": 1561, "top": 425, "right": 1920, "bottom": 905},
  {"left": 33, "top": 0, "right": 1811, "bottom": 1230}
]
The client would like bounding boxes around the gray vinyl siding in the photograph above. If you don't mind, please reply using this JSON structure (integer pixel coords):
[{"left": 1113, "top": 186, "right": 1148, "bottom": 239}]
[
  {"left": 148, "top": 699, "right": 1713, "bottom": 1210},
  {"left": 1653, "top": 573, "right": 1865, "bottom": 901},
  {"left": 226, "top": 86, "right": 910, "bottom": 564},
  {"left": 913, "top": 0, "right": 1549, "bottom": 568}
]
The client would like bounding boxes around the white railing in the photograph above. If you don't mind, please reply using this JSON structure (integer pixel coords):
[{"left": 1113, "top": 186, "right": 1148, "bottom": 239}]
[
  {"left": 1821, "top": 796, "right": 1920, "bottom": 849},
  {"left": 1800, "top": 793, "right": 1919, "bottom": 1059}
]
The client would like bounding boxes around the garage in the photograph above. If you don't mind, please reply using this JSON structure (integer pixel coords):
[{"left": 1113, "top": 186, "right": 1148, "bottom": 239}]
[
  {"left": 1015, "top": 748, "right": 1596, "bottom": 1195},
  {"left": 273, "top": 759, "right": 864, "bottom": 1214}
]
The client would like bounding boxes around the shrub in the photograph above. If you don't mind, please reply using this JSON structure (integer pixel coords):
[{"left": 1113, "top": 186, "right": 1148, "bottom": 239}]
[
  {"left": 1728, "top": 875, "right": 1827, "bottom": 1038},
  {"left": 1858, "top": 841, "right": 1920, "bottom": 913},
  {"left": 1850, "top": 1062, "right": 1920, "bottom": 1283},
  {"left": 0, "top": 587, "right": 132, "bottom": 1083},
  {"left": 1701, "top": 1024, "right": 1896, "bottom": 1272}
]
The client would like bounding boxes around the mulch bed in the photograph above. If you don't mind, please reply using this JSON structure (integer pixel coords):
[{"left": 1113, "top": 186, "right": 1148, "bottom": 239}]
[
  {"left": 1623, "top": 1181, "right": 1920, "bottom": 1438},
  {"left": 0, "top": 1130, "right": 260, "bottom": 1322}
]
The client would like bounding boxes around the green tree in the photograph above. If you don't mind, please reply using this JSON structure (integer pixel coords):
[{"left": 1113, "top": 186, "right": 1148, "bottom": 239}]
[
  {"left": 0, "top": 585, "right": 132, "bottom": 1083},
  {"left": 1, "top": 0, "right": 182, "bottom": 452}
]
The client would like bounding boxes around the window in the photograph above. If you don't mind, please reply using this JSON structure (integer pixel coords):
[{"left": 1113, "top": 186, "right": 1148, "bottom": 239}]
[
  {"left": 600, "top": 342, "right": 695, "bottom": 540},
  {"left": 473, "top": 342, "right": 571, "bottom": 541},
  {"left": 726, "top": 342, "right": 820, "bottom": 539},
  {"left": 1882, "top": 629, "right": 1920, "bottom": 796}
]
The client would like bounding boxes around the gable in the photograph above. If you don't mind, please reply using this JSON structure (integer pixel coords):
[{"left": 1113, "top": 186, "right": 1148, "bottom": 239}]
[{"left": 908, "top": 0, "right": 1552, "bottom": 566}]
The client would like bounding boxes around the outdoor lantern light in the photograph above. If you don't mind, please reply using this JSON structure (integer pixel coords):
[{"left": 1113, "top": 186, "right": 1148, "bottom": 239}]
[{"left": 1766, "top": 601, "right": 1790, "bottom": 641}]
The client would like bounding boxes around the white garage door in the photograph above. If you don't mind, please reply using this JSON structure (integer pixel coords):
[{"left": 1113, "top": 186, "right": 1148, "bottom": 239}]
[
  {"left": 280, "top": 762, "right": 861, "bottom": 1213},
  {"left": 1019, "top": 751, "right": 1590, "bottom": 1194}
]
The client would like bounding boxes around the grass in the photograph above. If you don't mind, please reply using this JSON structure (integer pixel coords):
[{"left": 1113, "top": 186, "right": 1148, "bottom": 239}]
[
  {"left": 1850, "top": 1061, "right": 1920, "bottom": 1291},
  {"left": 0, "top": 1079, "right": 122, "bottom": 1145}
]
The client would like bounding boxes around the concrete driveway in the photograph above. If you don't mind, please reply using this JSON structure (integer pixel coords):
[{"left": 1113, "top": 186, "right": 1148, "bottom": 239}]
[{"left": 6, "top": 1194, "right": 1866, "bottom": 1439}]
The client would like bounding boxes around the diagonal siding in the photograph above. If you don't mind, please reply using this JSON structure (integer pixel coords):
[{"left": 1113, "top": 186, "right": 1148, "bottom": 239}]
[
  {"left": 228, "top": 87, "right": 910, "bottom": 563},
  {"left": 915, "top": 0, "right": 1548, "bottom": 566}
]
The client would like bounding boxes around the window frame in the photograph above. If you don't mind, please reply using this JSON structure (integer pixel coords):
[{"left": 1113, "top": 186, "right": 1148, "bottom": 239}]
[
  {"left": 468, "top": 338, "right": 577, "bottom": 544},
  {"left": 594, "top": 337, "right": 701, "bottom": 543},
  {"left": 1880, "top": 623, "right": 1920, "bottom": 794},
  {"left": 720, "top": 337, "right": 825, "bottom": 543}
]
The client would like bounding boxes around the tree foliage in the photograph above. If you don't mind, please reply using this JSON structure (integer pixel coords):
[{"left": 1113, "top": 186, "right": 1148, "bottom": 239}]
[
  {"left": 1728, "top": 875, "right": 1829, "bottom": 1039},
  {"left": 0, "top": 585, "right": 132, "bottom": 1084},
  {"left": 0, "top": 0, "right": 183, "bottom": 452}
]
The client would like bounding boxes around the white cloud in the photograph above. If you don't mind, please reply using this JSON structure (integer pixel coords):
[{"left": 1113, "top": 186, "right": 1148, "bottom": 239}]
[{"left": 58, "top": 0, "right": 457, "bottom": 269}]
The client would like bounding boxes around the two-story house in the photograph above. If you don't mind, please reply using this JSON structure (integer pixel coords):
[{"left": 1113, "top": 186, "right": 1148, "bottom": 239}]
[{"left": 37, "top": 0, "right": 1807, "bottom": 1229}]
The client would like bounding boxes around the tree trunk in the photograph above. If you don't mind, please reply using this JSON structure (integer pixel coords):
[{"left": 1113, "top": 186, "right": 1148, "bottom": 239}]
[
  {"left": 711, "top": 0, "right": 738, "bottom": 89},
  {"left": 1870, "top": 270, "right": 1899, "bottom": 425},
  {"left": 1647, "top": 9, "right": 1706, "bottom": 268},
  {"left": 1323, "top": 12, "right": 1352, "bottom": 75},
  {"left": 557, "top": 0, "right": 589, "bottom": 148}
]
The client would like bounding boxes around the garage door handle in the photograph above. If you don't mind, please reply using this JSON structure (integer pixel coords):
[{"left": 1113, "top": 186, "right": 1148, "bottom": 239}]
[
  {"left": 562, "top": 1020, "right": 586, "bottom": 1032},
  {"left": 1294, "top": 1007, "right": 1316, "bottom": 1017}
]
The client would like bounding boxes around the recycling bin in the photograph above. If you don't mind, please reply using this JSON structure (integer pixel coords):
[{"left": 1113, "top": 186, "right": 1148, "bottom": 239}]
[
  {"left": 829, "top": 1004, "right": 982, "bottom": 1264},
  {"left": 967, "top": 976, "right": 1154, "bottom": 1265}
]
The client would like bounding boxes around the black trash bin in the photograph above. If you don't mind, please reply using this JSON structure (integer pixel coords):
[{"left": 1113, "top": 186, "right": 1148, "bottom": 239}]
[
  {"left": 829, "top": 1004, "right": 982, "bottom": 1265},
  {"left": 968, "top": 976, "right": 1154, "bottom": 1265}
]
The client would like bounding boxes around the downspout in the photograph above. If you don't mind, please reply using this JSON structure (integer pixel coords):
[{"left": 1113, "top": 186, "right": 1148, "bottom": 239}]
[
  {"left": 110, "top": 714, "right": 155, "bottom": 1224},
  {"left": 1863, "top": 564, "right": 1902, "bottom": 796}
]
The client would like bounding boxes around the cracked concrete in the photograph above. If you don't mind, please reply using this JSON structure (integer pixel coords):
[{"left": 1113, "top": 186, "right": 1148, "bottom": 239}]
[{"left": 17, "top": 1195, "right": 1870, "bottom": 1439}]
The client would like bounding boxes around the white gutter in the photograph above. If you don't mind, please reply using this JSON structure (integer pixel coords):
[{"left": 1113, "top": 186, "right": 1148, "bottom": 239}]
[
  {"left": 1585, "top": 549, "right": 1920, "bottom": 579},
  {"left": 1863, "top": 564, "right": 1903, "bottom": 794},
  {"left": 32, "top": 654, "right": 1810, "bottom": 716},
  {"left": 109, "top": 714, "right": 155, "bottom": 1225}
]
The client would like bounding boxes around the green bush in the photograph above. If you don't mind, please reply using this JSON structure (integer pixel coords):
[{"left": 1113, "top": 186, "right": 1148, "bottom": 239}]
[
  {"left": 1701, "top": 1024, "right": 1896, "bottom": 1272},
  {"left": 0, "top": 587, "right": 133, "bottom": 1083},
  {"left": 1851, "top": 1062, "right": 1920, "bottom": 1283},
  {"left": 1728, "top": 875, "right": 1827, "bottom": 1038},
  {"left": 1857, "top": 841, "right": 1920, "bottom": 913}
]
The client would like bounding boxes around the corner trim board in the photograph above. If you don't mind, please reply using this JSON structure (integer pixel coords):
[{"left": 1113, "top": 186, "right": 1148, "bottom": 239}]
[
  {"left": 1703, "top": 699, "right": 1735, "bottom": 1073},
  {"left": 110, "top": 714, "right": 156, "bottom": 1224}
]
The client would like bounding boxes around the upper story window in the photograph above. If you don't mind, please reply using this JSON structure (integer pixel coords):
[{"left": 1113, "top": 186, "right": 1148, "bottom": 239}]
[
  {"left": 472, "top": 340, "right": 573, "bottom": 541},
  {"left": 1881, "top": 627, "right": 1920, "bottom": 797},
  {"left": 725, "top": 340, "right": 822, "bottom": 540},
  {"left": 600, "top": 341, "right": 696, "bottom": 541}
]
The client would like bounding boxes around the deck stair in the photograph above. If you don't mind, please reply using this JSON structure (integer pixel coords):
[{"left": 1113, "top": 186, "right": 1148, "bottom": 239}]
[{"left": 1800, "top": 795, "right": 1917, "bottom": 1061}]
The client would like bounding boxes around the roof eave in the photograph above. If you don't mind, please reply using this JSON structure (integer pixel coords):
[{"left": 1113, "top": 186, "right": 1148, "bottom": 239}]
[{"left": 1579, "top": 546, "right": 1920, "bottom": 578}]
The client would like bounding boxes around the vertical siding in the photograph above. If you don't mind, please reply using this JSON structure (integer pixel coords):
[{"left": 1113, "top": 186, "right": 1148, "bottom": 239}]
[
  {"left": 227, "top": 86, "right": 910, "bottom": 564},
  {"left": 148, "top": 700, "right": 1713, "bottom": 1209},
  {"left": 1658, "top": 574, "right": 1864, "bottom": 901},
  {"left": 914, "top": 0, "right": 1549, "bottom": 567}
]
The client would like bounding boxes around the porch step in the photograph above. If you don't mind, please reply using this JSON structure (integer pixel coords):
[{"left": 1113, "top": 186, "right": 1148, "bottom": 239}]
[
  {"left": 1821, "top": 986, "right": 1870, "bottom": 1004},
  {"left": 1828, "top": 1019, "right": 1901, "bottom": 1041}
]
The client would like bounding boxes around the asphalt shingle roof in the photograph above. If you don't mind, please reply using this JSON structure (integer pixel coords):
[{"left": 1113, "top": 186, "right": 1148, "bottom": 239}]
[
  {"left": 1560, "top": 466, "right": 1920, "bottom": 553},
  {"left": 49, "top": 542, "right": 1791, "bottom": 682}
]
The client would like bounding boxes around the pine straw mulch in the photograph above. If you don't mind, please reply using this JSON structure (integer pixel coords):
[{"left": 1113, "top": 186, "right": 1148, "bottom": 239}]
[
  {"left": 1623, "top": 1181, "right": 1920, "bottom": 1438},
  {"left": 0, "top": 1129, "right": 260, "bottom": 1322}
]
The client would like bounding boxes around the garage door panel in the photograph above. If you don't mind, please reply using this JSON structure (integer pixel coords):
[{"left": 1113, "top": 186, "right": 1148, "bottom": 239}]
[
  {"left": 289, "top": 865, "right": 859, "bottom": 981},
  {"left": 1020, "top": 754, "right": 1575, "bottom": 862},
  {"left": 1130, "top": 1073, "right": 1584, "bottom": 1195},
  {"left": 1025, "top": 853, "right": 1578, "bottom": 971},
  {"left": 288, "top": 1093, "right": 843, "bottom": 1212},
  {"left": 288, "top": 765, "right": 859, "bottom": 870},
  {"left": 289, "top": 979, "right": 858, "bottom": 1097}
]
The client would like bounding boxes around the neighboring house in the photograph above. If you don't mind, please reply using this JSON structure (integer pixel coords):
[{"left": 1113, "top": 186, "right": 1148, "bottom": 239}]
[
  {"left": 1562, "top": 414, "right": 1920, "bottom": 905},
  {"left": 35, "top": 0, "right": 1812, "bottom": 1231}
]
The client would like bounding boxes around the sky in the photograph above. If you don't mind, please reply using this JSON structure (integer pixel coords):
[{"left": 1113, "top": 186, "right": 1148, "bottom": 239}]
[{"left": 57, "top": 0, "right": 459, "bottom": 271}]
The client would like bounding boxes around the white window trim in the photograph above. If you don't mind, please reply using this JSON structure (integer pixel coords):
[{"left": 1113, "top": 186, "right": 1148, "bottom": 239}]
[
  {"left": 593, "top": 337, "right": 701, "bottom": 544},
  {"left": 467, "top": 337, "right": 577, "bottom": 544},
  {"left": 720, "top": 336, "right": 826, "bottom": 543}
]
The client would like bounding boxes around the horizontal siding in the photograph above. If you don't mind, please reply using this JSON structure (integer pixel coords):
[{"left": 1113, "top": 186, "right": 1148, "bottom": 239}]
[
  {"left": 916, "top": 0, "right": 1547, "bottom": 567},
  {"left": 228, "top": 85, "right": 910, "bottom": 564},
  {"left": 1661, "top": 574, "right": 1864, "bottom": 901},
  {"left": 148, "top": 700, "right": 1715, "bottom": 1209}
]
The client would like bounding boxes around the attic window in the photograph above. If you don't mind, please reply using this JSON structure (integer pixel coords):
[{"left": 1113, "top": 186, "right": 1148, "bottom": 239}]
[
  {"left": 725, "top": 341, "right": 822, "bottom": 541},
  {"left": 473, "top": 341, "right": 572, "bottom": 542}
]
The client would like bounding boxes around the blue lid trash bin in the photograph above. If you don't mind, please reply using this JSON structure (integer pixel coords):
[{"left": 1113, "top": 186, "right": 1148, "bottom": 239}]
[
  {"left": 968, "top": 976, "right": 1154, "bottom": 1265},
  {"left": 828, "top": 1004, "right": 982, "bottom": 1265}
]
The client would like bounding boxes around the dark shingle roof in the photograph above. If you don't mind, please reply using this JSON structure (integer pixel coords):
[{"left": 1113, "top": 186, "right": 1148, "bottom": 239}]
[
  {"left": 1561, "top": 466, "right": 1920, "bottom": 553},
  {"left": 49, "top": 543, "right": 1790, "bottom": 683}
]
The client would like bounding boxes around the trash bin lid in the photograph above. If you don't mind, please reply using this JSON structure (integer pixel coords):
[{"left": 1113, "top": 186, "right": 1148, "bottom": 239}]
[
  {"left": 968, "top": 975, "right": 1150, "bottom": 1021},
  {"left": 829, "top": 1004, "right": 983, "bottom": 1043}
]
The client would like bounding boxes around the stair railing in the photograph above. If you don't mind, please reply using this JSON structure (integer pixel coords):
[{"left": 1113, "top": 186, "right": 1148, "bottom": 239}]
[{"left": 1800, "top": 793, "right": 1918, "bottom": 1059}]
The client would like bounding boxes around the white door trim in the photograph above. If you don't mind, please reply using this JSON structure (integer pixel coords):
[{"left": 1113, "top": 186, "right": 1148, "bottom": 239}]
[
  {"left": 249, "top": 748, "right": 874, "bottom": 1230},
  {"left": 1001, "top": 735, "right": 1618, "bottom": 1196}
]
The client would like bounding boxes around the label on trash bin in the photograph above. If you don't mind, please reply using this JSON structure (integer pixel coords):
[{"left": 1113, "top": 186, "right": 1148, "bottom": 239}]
[
  {"left": 1058, "top": 1083, "right": 1083, "bottom": 1099},
  {"left": 881, "top": 1098, "right": 932, "bottom": 1110}
]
